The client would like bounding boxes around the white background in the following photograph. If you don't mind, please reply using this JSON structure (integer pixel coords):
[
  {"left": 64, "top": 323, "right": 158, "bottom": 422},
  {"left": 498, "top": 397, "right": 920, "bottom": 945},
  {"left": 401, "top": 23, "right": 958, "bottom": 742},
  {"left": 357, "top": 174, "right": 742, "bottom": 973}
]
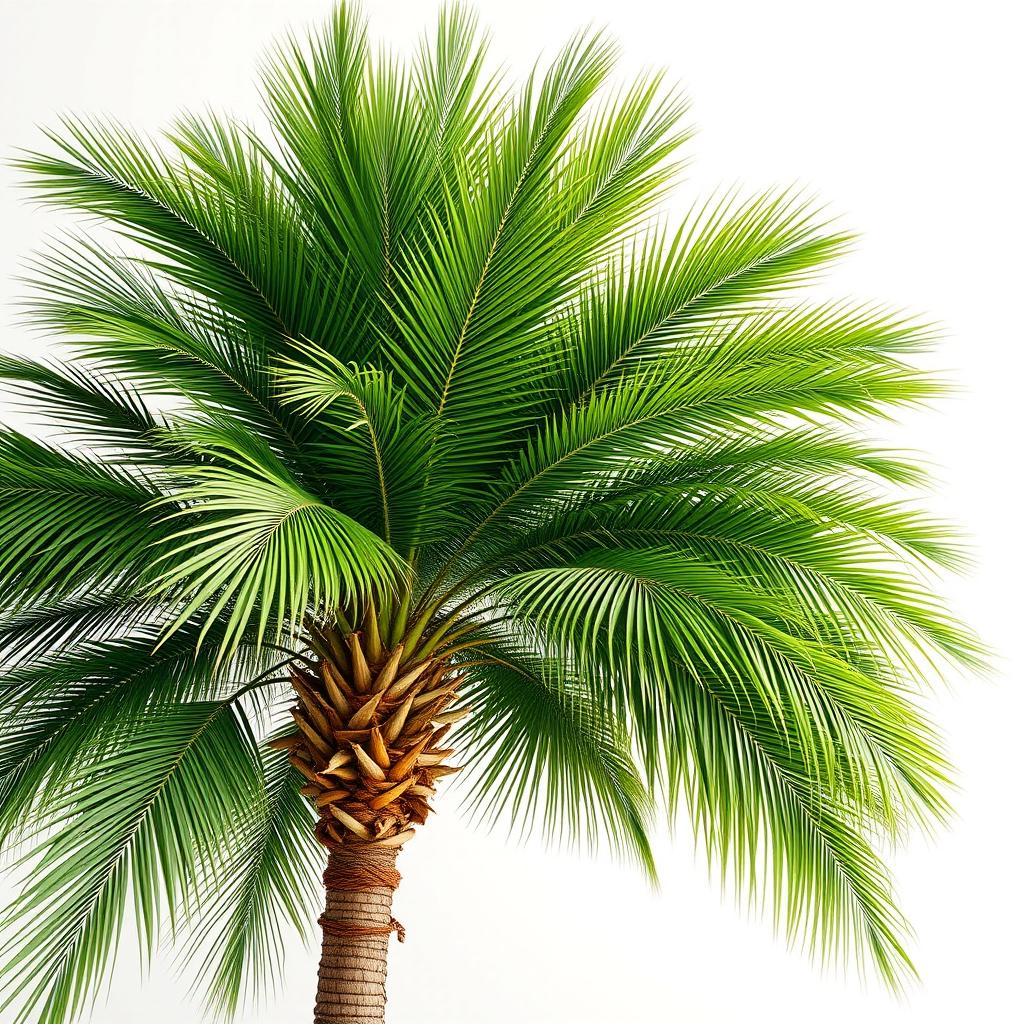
[{"left": 1, "top": 1, "right": 1022, "bottom": 1021}]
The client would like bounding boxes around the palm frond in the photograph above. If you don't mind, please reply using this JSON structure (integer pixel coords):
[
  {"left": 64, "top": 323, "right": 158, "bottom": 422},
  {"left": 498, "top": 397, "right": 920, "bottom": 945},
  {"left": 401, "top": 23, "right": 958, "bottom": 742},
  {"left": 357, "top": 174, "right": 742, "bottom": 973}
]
[
  {"left": 0, "top": 628, "right": 255, "bottom": 839},
  {"left": 23, "top": 237, "right": 303, "bottom": 449},
  {"left": 276, "top": 341, "right": 449, "bottom": 552},
  {"left": 0, "top": 590, "right": 153, "bottom": 669},
  {"left": 450, "top": 303, "right": 940, "bottom": 571},
  {"left": 490, "top": 545, "right": 954, "bottom": 835},
  {"left": 0, "top": 354, "right": 162, "bottom": 450},
  {"left": 678, "top": 670, "right": 917, "bottom": 987},
  {"left": 484, "top": 545, "right": 958, "bottom": 982},
  {"left": 151, "top": 431, "right": 405, "bottom": 659},
  {"left": 0, "top": 431, "right": 166, "bottom": 608},
  {"left": 457, "top": 635, "right": 656, "bottom": 879},
  {"left": 383, "top": 27, "right": 619, "bottom": 468},
  {"left": 552, "top": 190, "right": 853, "bottom": 401},
  {"left": 16, "top": 117, "right": 293, "bottom": 340},
  {"left": 0, "top": 698, "right": 264, "bottom": 1024},
  {"left": 181, "top": 737, "right": 320, "bottom": 1018}
]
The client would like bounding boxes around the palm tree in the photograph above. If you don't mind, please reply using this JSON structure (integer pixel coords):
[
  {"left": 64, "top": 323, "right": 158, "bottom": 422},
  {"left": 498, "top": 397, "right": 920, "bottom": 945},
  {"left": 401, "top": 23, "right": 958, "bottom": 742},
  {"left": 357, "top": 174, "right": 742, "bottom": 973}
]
[{"left": 0, "top": 4, "right": 980, "bottom": 1023}]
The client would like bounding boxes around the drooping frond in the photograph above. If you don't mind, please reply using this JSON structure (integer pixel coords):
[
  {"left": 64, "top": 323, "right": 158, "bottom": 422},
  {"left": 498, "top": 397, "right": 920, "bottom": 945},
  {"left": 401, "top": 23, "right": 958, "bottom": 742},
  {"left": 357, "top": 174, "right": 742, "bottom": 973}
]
[
  {"left": 677, "top": 670, "right": 918, "bottom": 987},
  {"left": 456, "top": 633, "right": 656, "bottom": 878},
  {"left": 480, "top": 544, "right": 959, "bottom": 983},
  {"left": 0, "top": 629, "right": 258, "bottom": 839},
  {"left": 181, "top": 736, "right": 321, "bottom": 1018},
  {"left": 489, "top": 546, "right": 955, "bottom": 818},
  {"left": 0, "top": 698, "right": 264, "bottom": 1024}
]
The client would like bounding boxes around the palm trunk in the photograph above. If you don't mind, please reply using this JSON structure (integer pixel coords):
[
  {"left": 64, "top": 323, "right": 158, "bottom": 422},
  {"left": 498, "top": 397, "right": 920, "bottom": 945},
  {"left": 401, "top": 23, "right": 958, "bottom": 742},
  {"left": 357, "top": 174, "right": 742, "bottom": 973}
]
[
  {"left": 286, "top": 626, "right": 463, "bottom": 1022},
  {"left": 315, "top": 845, "right": 404, "bottom": 1024}
]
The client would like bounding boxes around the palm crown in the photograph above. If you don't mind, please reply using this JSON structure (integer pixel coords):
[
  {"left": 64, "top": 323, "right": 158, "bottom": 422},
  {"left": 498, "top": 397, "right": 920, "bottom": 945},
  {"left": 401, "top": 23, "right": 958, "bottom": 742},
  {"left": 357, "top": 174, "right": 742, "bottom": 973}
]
[{"left": 0, "top": 5, "right": 979, "bottom": 1023}]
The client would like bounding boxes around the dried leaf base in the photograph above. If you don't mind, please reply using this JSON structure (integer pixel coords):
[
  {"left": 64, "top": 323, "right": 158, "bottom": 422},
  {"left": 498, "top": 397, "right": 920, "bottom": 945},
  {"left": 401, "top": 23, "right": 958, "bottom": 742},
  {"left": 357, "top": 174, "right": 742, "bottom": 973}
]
[{"left": 281, "top": 630, "right": 464, "bottom": 852}]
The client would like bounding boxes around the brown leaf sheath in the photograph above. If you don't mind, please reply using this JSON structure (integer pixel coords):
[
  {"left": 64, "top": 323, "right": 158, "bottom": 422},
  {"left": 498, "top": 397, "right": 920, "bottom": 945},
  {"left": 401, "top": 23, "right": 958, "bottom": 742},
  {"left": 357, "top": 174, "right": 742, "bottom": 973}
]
[{"left": 286, "top": 633, "right": 468, "bottom": 857}]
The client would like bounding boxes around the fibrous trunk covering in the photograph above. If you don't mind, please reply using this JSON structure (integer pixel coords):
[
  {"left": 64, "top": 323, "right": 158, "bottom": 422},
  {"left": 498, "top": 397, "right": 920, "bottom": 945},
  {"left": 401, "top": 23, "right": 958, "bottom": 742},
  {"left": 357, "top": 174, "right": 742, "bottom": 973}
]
[
  {"left": 316, "top": 846, "right": 403, "bottom": 1024},
  {"left": 275, "top": 628, "right": 468, "bottom": 1022}
]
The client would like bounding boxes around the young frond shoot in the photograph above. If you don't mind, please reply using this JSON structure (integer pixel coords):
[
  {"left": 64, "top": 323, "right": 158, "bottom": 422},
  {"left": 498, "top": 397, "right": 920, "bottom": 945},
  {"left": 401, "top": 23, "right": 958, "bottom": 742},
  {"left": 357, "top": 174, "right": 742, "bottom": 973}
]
[{"left": 0, "top": 4, "right": 979, "bottom": 1023}]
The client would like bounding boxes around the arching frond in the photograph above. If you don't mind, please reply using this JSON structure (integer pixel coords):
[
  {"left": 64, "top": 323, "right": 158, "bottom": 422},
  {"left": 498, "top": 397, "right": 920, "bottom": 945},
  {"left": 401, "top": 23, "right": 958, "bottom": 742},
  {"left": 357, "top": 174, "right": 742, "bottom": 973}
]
[
  {"left": 0, "top": 431, "right": 167, "bottom": 608},
  {"left": 152, "top": 438, "right": 406, "bottom": 659},
  {"left": 457, "top": 635, "right": 656, "bottom": 878},
  {"left": 0, "top": 628, "right": 264, "bottom": 839},
  {"left": 23, "top": 238, "right": 303, "bottom": 448},
  {"left": 181, "top": 738, "right": 321, "bottom": 1018},
  {"left": 0, "top": 354, "right": 162, "bottom": 450},
  {"left": 550, "top": 190, "right": 851, "bottom": 399},
  {"left": 17, "top": 117, "right": 295, "bottom": 340},
  {"left": 0, "top": 698, "right": 264, "bottom": 1024}
]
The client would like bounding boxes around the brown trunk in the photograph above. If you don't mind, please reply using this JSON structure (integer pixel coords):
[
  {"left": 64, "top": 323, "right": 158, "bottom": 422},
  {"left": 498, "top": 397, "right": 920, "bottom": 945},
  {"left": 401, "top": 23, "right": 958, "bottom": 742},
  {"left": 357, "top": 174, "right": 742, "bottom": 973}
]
[
  {"left": 314, "top": 845, "right": 404, "bottom": 1024},
  {"left": 287, "top": 626, "right": 465, "bottom": 1021}
]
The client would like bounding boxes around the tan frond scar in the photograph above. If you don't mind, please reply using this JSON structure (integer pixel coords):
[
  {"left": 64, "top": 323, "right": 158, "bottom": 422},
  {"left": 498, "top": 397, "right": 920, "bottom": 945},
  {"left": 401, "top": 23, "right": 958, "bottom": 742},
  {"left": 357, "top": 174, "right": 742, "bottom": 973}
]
[{"left": 290, "top": 632, "right": 463, "bottom": 848}]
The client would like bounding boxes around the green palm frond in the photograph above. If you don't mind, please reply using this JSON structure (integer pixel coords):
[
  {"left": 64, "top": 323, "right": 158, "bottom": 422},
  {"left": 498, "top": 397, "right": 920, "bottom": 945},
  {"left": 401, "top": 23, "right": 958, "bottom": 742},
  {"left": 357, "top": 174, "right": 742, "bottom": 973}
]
[
  {"left": 0, "top": 591, "right": 153, "bottom": 668},
  {"left": 456, "top": 634, "right": 656, "bottom": 878},
  {"left": 23, "top": 238, "right": 303, "bottom": 448},
  {"left": 0, "top": 697, "right": 264, "bottom": 1024},
  {"left": 0, "top": 629, "right": 260, "bottom": 839},
  {"left": 276, "top": 342, "right": 449, "bottom": 552},
  {"left": 490, "top": 546, "right": 954, "bottom": 832},
  {"left": 0, "top": 431, "right": 167, "bottom": 608},
  {"left": 382, "top": 28, "right": 652, "bottom": 470},
  {"left": 182, "top": 737, "right": 321, "bottom": 1018},
  {"left": 17, "top": 118, "right": 295, "bottom": 341},
  {"left": 678, "top": 670, "right": 917, "bottom": 987},
  {"left": 0, "top": 354, "right": 162, "bottom": 449},
  {"left": 551, "top": 190, "right": 853, "bottom": 401},
  {"left": 151, "top": 438, "right": 406, "bottom": 658}
]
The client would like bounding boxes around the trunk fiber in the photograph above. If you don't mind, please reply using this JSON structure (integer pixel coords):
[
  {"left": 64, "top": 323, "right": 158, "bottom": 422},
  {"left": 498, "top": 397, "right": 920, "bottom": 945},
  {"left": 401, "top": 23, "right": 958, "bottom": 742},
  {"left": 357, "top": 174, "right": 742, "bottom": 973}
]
[{"left": 315, "top": 846, "right": 404, "bottom": 1024}]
